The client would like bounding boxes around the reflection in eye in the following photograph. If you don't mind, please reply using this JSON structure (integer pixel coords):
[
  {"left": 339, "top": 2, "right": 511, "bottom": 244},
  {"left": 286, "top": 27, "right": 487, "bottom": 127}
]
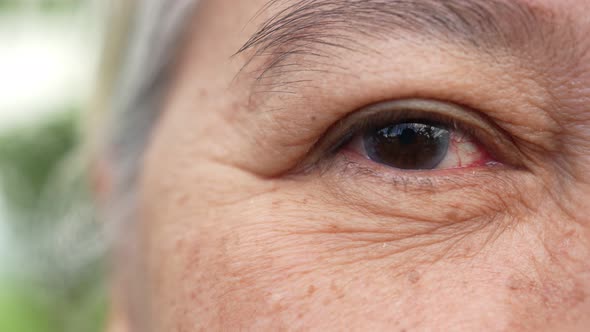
[
  {"left": 346, "top": 119, "right": 494, "bottom": 171},
  {"left": 362, "top": 122, "right": 450, "bottom": 170}
]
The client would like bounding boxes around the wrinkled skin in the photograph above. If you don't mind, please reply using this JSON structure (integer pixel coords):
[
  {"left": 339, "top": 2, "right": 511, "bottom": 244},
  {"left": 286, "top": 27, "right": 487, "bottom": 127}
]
[{"left": 108, "top": 0, "right": 590, "bottom": 331}]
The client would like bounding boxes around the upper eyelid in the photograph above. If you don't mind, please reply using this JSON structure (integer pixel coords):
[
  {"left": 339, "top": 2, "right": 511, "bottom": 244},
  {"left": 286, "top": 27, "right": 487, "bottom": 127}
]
[{"left": 295, "top": 98, "right": 524, "bottom": 173}]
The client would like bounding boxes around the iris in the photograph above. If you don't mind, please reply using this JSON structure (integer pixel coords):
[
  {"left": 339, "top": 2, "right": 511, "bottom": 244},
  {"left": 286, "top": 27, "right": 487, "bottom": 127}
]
[{"left": 363, "top": 122, "right": 450, "bottom": 170}]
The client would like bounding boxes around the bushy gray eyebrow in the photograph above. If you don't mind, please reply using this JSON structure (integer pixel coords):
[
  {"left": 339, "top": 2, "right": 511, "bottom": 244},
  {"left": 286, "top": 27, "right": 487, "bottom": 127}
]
[{"left": 235, "top": 0, "right": 568, "bottom": 84}]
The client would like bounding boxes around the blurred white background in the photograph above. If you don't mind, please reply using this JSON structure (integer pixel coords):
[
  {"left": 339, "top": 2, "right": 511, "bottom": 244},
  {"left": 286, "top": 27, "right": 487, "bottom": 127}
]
[
  {"left": 0, "top": 0, "right": 101, "bottom": 130},
  {"left": 0, "top": 0, "right": 100, "bottom": 257}
]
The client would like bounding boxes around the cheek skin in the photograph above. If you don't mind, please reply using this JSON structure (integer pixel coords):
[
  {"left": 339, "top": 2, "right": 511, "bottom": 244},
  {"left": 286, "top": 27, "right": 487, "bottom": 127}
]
[
  {"left": 138, "top": 135, "right": 590, "bottom": 331},
  {"left": 129, "top": 1, "right": 590, "bottom": 330},
  {"left": 133, "top": 45, "right": 590, "bottom": 332}
]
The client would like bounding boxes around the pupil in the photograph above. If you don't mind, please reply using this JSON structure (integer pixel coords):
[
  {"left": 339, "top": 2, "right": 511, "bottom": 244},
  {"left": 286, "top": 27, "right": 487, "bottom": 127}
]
[
  {"left": 363, "top": 122, "right": 450, "bottom": 170},
  {"left": 400, "top": 128, "right": 416, "bottom": 145}
]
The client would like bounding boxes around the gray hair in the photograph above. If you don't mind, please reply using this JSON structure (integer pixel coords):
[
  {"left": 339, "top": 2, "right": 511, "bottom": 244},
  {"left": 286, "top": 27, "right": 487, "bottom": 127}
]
[
  {"left": 0, "top": 3, "right": 202, "bottom": 331},
  {"left": 101, "top": 2, "right": 199, "bottom": 329},
  {"left": 0, "top": 3, "right": 200, "bottom": 332},
  {"left": 107, "top": 0, "right": 198, "bottom": 198}
]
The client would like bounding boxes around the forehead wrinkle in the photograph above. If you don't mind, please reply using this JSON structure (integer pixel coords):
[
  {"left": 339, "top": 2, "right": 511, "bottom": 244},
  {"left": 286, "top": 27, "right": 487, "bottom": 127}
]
[{"left": 234, "top": 0, "right": 577, "bottom": 93}]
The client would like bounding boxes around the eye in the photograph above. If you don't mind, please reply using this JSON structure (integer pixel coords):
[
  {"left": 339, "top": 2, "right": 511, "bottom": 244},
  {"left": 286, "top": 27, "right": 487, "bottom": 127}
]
[
  {"left": 347, "top": 121, "right": 492, "bottom": 170},
  {"left": 300, "top": 99, "right": 517, "bottom": 173}
]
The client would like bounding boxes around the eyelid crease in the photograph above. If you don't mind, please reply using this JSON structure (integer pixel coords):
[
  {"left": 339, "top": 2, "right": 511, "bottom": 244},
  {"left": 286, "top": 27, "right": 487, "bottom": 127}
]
[{"left": 294, "top": 98, "right": 524, "bottom": 173}]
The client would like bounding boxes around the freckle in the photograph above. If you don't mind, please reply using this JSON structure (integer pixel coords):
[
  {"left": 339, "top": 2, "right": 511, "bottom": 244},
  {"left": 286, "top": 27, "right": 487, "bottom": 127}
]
[
  {"left": 271, "top": 302, "right": 285, "bottom": 313},
  {"left": 330, "top": 281, "right": 338, "bottom": 292},
  {"left": 408, "top": 270, "right": 421, "bottom": 284},
  {"left": 329, "top": 281, "right": 346, "bottom": 299},
  {"left": 328, "top": 223, "right": 341, "bottom": 232},
  {"left": 449, "top": 203, "right": 462, "bottom": 209},
  {"left": 198, "top": 88, "right": 208, "bottom": 97},
  {"left": 445, "top": 210, "right": 459, "bottom": 221},
  {"left": 507, "top": 276, "right": 522, "bottom": 291},
  {"left": 307, "top": 285, "right": 317, "bottom": 296},
  {"left": 311, "top": 116, "right": 317, "bottom": 121},
  {"left": 459, "top": 245, "right": 473, "bottom": 256},
  {"left": 573, "top": 288, "right": 586, "bottom": 304}
]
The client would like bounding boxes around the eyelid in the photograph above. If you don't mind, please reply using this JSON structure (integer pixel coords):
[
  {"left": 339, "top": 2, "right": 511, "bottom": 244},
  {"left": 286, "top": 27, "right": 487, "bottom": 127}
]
[{"left": 296, "top": 99, "right": 523, "bottom": 172}]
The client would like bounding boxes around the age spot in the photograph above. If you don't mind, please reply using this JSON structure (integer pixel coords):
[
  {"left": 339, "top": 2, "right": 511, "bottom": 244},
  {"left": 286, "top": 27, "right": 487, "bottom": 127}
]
[{"left": 408, "top": 270, "right": 421, "bottom": 284}]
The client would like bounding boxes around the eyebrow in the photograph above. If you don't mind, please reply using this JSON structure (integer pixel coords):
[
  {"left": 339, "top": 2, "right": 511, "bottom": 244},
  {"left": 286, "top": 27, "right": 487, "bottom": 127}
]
[{"left": 236, "top": 0, "right": 574, "bottom": 83}]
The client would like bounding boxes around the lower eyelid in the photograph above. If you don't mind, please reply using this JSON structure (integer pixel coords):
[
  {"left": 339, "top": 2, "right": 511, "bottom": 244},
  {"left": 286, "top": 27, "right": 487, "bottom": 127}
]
[
  {"left": 328, "top": 150, "right": 512, "bottom": 192},
  {"left": 340, "top": 148, "right": 502, "bottom": 187}
]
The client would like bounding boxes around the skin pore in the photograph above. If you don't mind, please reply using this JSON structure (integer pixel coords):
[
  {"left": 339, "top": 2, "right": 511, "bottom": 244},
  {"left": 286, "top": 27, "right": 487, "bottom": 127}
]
[{"left": 113, "top": 0, "right": 590, "bottom": 330}]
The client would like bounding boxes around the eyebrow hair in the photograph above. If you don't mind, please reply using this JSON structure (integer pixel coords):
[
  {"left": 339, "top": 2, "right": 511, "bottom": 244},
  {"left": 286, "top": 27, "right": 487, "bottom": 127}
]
[{"left": 235, "top": 0, "right": 573, "bottom": 85}]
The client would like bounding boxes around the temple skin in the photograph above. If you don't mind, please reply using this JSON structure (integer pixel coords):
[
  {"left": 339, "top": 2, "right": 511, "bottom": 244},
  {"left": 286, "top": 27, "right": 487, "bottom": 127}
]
[{"left": 108, "top": 0, "right": 590, "bottom": 331}]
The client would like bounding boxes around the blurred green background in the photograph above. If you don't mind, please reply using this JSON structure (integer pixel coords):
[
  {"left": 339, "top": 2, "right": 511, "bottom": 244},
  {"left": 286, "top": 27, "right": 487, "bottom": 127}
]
[{"left": 0, "top": 1, "right": 106, "bottom": 331}]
